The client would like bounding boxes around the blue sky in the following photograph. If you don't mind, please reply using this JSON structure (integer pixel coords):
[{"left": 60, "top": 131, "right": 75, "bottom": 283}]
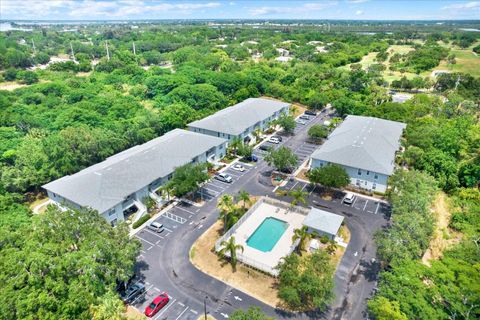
[{"left": 1, "top": 0, "right": 480, "bottom": 20}]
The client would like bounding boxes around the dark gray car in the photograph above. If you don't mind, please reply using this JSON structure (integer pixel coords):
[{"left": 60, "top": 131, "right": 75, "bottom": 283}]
[{"left": 121, "top": 282, "right": 146, "bottom": 304}]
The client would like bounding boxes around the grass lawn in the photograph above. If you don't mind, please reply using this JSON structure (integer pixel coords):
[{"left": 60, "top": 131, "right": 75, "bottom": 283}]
[
  {"left": 421, "top": 192, "right": 462, "bottom": 266},
  {"left": 436, "top": 46, "right": 480, "bottom": 77},
  {"left": 190, "top": 221, "right": 282, "bottom": 307},
  {"left": 291, "top": 103, "right": 307, "bottom": 117}
]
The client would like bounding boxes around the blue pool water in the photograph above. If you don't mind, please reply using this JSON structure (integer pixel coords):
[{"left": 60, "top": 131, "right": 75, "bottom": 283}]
[{"left": 246, "top": 217, "right": 288, "bottom": 252}]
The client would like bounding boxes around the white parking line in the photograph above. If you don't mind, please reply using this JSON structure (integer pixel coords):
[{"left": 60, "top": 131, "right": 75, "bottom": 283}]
[
  {"left": 225, "top": 171, "right": 243, "bottom": 178},
  {"left": 301, "top": 183, "right": 308, "bottom": 191},
  {"left": 175, "top": 206, "right": 196, "bottom": 215},
  {"left": 136, "top": 235, "right": 156, "bottom": 247},
  {"left": 178, "top": 302, "right": 185, "bottom": 307},
  {"left": 206, "top": 183, "right": 226, "bottom": 191},
  {"left": 374, "top": 202, "right": 380, "bottom": 214},
  {"left": 352, "top": 196, "right": 358, "bottom": 207},
  {"left": 202, "top": 187, "right": 220, "bottom": 195},
  {"left": 190, "top": 309, "right": 198, "bottom": 314},
  {"left": 176, "top": 306, "right": 189, "bottom": 320},
  {"left": 153, "top": 298, "right": 177, "bottom": 320},
  {"left": 363, "top": 200, "right": 368, "bottom": 211},
  {"left": 143, "top": 228, "right": 165, "bottom": 239},
  {"left": 130, "top": 284, "right": 154, "bottom": 305},
  {"left": 163, "top": 226, "right": 173, "bottom": 233},
  {"left": 289, "top": 181, "right": 299, "bottom": 190}
]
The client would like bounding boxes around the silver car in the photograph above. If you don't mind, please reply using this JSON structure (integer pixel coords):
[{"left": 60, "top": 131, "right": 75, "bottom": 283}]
[{"left": 148, "top": 221, "right": 164, "bottom": 233}]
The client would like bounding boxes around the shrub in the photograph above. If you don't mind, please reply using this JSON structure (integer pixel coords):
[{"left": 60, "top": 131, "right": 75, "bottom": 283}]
[{"left": 133, "top": 214, "right": 151, "bottom": 229}]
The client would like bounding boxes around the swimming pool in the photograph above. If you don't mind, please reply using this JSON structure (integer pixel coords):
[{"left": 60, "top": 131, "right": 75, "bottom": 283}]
[{"left": 246, "top": 217, "right": 288, "bottom": 252}]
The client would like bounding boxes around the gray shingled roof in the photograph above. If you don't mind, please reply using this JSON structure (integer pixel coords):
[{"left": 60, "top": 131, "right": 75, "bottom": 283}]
[
  {"left": 188, "top": 98, "right": 290, "bottom": 136},
  {"left": 43, "top": 129, "right": 226, "bottom": 213},
  {"left": 303, "top": 208, "right": 344, "bottom": 236},
  {"left": 311, "top": 115, "right": 406, "bottom": 175}
]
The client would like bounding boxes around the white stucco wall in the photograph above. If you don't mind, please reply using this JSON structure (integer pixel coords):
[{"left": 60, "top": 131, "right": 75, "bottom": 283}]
[{"left": 311, "top": 159, "right": 389, "bottom": 193}]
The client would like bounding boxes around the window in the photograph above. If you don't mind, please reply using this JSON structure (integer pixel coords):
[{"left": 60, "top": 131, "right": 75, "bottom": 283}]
[
  {"left": 357, "top": 169, "right": 362, "bottom": 176},
  {"left": 373, "top": 183, "right": 376, "bottom": 190},
  {"left": 228, "top": 134, "right": 231, "bottom": 139},
  {"left": 108, "top": 209, "right": 116, "bottom": 217},
  {"left": 356, "top": 179, "right": 361, "bottom": 186},
  {"left": 365, "top": 181, "right": 368, "bottom": 186},
  {"left": 366, "top": 170, "right": 370, "bottom": 175},
  {"left": 217, "top": 132, "right": 220, "bottom": 137},
  {"left": 374, "top": 173, "right": 378, "bottom": 180},
  {"left": 110, "top": 219, "right": 117, "bottom": 227},
  {"left": 219, "top": 145, "right": 223, "bottom": 150}
]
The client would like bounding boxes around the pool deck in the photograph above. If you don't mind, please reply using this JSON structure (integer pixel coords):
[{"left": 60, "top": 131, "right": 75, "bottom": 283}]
[{"left": 231, "top": 201, "right": 306, "bottom": 273}]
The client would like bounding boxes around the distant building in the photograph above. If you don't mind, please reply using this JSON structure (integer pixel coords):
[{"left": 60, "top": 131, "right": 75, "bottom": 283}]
[
  {"left": 43, "top": 129, "right": 227, "bottom": 225},
  {"left": 188, "top": 98, "right": 290, "bottom": 143},
  {"left": 391, "top": 92, "right": 413, "bottom": 103},
  {"left": 311, "top": 115, "right": 406, "bottom": 193}
]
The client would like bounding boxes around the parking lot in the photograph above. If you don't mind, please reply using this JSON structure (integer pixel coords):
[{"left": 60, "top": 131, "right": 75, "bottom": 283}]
[
  {"left": 129, "top": 283, "right": 200, "bottom": 320},
  {"left": 278, "top": 179, "right": 391, "bottom": 217},
  {"left": 196, "top": 162, "right": 254, "bottom": 202}
]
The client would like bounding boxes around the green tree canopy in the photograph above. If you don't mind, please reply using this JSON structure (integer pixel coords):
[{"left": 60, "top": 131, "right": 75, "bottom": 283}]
[
  {"left": 170, "top": 163, "right": 209, "bottom": 197},
  {"left": 0, "top": 207, "right": 140, "bottom": 320},
  {"left": 264, "top": 146, "right": 298, "bottom": 173},
  {"left": 309, "top": 164, "right": 350, "bottom": 188}
]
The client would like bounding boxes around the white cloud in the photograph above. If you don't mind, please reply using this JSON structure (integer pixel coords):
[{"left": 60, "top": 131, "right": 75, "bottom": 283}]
[
  {"left": 348, "top": 0, "right": 369, "bottom": 3},
  {"left": 442, "top": 1, "right": 480, "bottom": 9},
  {"left": 249, "top": 1, "right": 338, "bottom": 16},
  {"left": 0, "top": 0, "right": 222, "bottom": 19},
  {"left": 355, "top": 10, "right": 363, "bottom": 15}
]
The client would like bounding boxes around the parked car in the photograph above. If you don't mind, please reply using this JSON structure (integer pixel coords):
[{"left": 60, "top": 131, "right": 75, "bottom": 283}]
[
  {"left": 268, "top": 137, "right": 280, "bottom": 144},
  {"left": 144, "top": 293, "right": 170, "bottom": 317},
  {"left": 296, "top": 119, "right": 306, "bottom": 125},
  {"left": 244, "top": 154, "right": 258, "bottom": 162},
  {"left": 304, "top": 110, "right": 317, "bottom": 116},
  {"left": 343, "top": 192, "right": 356, "bottom": 205},
  {"left": 215, "top": 172, "right": 233, "bottom": 183},
  {"left": 232, "top": 164, "right": 245, "bottom": 172},
  {"left": 272, "top": 135, "right": 283, "bottom": 142},
  {"left": 147, "top": 221, "right": 164, "bottom": 233},
  {"left": 121, "top": 282, "right": 146, "bottom": 304},
  {"left": 299, "top": 115, "right": 310, "bottom": 120},
  {"left": 259, "top": 144, "right": 271, "bottom": 151}
]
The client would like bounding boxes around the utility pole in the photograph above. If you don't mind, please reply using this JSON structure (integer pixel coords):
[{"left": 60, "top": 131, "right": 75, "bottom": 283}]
[
  {"left": 32, "top": 39, "right": 36, "bottom": 54},
  {"left": 105, "top": 41, "right": 110, "bottom": 61}
]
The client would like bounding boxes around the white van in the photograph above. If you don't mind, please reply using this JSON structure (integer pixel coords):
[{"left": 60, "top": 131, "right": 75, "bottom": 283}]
[{"left": 148, "top": 221, "right": 164, "bottom": 233}]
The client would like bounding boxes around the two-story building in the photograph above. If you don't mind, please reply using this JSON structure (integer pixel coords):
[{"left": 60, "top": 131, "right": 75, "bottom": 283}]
[
  {"left": 310, "top": 115, "right": 406, "bottom": 193},
  {"left": 43, "top": 129, "right": 227, "bottom": 225},
  {"left": 187, "top": 97, "right": 290, "bottom": 143}
]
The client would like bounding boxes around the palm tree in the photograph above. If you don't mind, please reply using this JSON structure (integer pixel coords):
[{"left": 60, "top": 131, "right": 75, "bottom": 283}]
[
  {"left": 219, "top": 236, "right": 244, "bottom": 271},
  {"left": 288, "top": 187, "right": 308, "bottom": 207},
  {"left": 217, "top": 194, "right": 234, "bottom": 234},
  {"left": 160, "top": 182, "right": 175, "bottom": 201},
  {"left": 292, "top": 226, "right": 312, "bottom": 254},
  {"left": 236, "top": 190, "right": 251, "bottom": 210},
  {"left": 229, "top": 137, "right": 242, "bottom": 156}
]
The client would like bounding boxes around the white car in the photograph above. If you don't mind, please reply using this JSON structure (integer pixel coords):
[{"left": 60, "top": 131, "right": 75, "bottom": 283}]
[
  {"left": 296, "top": 119, "right": 306, "bottom": 125},
  {"left": 268, "top": 137, "right": 280, "bottom": 144},
  {"left": 215, "top": 172, "right": 233, "bottom": 183},
  {"left": 343, "top": 192, "right": 356, "bottom": 205},
  {"left": 148, "top": 221, "right": 164, "bottom": 233},
  {"left": 232, "top": 164, "right": 245, "bottom": 172}
]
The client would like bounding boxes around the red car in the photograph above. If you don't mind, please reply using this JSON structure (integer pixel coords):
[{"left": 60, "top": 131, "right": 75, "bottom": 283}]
[{"left": 144, "top": 293, "right": 170, "bottom": 317}]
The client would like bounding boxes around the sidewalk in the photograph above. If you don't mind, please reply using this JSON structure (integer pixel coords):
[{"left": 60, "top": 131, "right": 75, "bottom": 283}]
[{"left": 129, "top": 200, "right": 177, "bottom": 237}]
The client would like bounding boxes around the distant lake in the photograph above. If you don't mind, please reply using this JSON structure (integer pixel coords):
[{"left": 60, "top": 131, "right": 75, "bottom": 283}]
[
  {"left": 459, "top": 28, "right": 480, "bottom": 32},
  {"left": 0, "top": 22, "right": 33, "bottom": 32}
]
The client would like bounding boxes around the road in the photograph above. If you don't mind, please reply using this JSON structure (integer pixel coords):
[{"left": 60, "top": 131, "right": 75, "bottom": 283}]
[{"left": 130, "top": 110, "right": 389, "bottom": 320}]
